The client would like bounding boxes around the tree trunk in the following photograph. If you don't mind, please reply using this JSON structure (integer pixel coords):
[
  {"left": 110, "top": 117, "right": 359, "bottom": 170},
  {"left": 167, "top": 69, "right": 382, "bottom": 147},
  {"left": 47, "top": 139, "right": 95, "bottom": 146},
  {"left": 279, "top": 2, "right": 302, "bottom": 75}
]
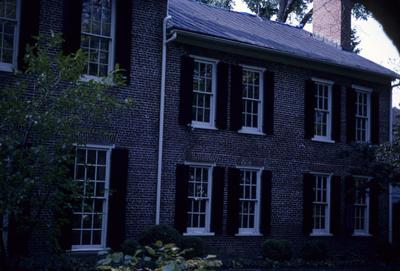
[{"left": 277, "top": 0, "right": 288, "bottom": 22}]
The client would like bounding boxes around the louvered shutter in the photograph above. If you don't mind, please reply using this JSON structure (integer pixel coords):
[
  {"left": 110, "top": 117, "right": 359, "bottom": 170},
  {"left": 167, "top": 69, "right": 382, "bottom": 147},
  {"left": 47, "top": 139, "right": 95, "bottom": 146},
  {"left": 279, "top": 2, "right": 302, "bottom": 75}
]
[
  {"left": 304, "top": 80, "right": 315, "bottom": 139},
  {"left": 332, "top": 84, "right": 342, "bottom": 142},
  {"left": 227, "top": 168, "right": 241, "bottom": 235},
  {"left": 393, "top": 202, "right": 400, "bottom": 245},
  {"left": 263, "top": 71, "right": 274, "bottom": 135},
  {"left": 114, "top": 0, "right": 133, "bottom": 83},
  {"left": 303, "top": 173, "right": 314, "bottom": 234},
  {"left": 107, "top": 148, "right": 129, "bottom": 250},
  {"left": 260, "top": 170, "right": 272, "bottom": 234},
  {"left": 175, "top": 164, "right": 190, "bottom": 233},
  {"left": 330, "top": 176, "right": 342, "bottom": 235},
  {"left": 346, "top": 88, "right": 356, "bottom": 144},
  {"left": 18, "top": 0, "right": 41, "bottom": 69},
  {"left": 216, "top": 63, "right": 229, "bottom": 130},
  {"left": 230, "top": 65, "right": 243, "bottom": 131},
  {"left": 62, "top": 0, "right": 83, "bottom": 55},
  {"left": 179, "top": 56, "right": 194, "bottom": 126},
  {"left": 344, "top": 176, "right": 355, "bottom": 235},
  {"left": 210, "top": 167, "right": 225, "bottom": 234}
]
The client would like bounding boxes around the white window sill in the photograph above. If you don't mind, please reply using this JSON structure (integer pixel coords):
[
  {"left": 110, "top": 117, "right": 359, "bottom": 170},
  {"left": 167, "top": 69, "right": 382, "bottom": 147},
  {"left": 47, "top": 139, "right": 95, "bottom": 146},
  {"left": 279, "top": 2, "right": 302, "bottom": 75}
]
[
  {"left": 238, "top": 128, "right": 265, "bottom": 136},
  {"left": 183, "top": 232, "right": 215, "bottom": 236},
  {"left": 190, "top": 123, "right": 218, "bottom": 130},
  {"left": 311, "top": 137, "right": 335, "bottom": 144},
  {"left": 80, "top": 74, "right": 114, "bottom": 86},
  {"left": 309, "top": 232, "right": 333, "bottom": 237},
  {"left": 0, "top": 63, "right": 15, "bottom": 72},
  {"left": 235, "top": 233, "right": 263, "bottom": 237},
  {"left": 352, "top": 232, "right": 372, "bottom": 237},
  {"left": 70, "top": 247, "right": 109, "bottom": 253}
]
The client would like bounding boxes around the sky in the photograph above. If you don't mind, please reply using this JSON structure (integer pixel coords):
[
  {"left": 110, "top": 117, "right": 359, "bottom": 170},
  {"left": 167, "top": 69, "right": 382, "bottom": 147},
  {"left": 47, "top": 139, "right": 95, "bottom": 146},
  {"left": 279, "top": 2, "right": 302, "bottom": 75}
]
[{"left": 232, "top": 0, "right": 400, "bottom": 107}]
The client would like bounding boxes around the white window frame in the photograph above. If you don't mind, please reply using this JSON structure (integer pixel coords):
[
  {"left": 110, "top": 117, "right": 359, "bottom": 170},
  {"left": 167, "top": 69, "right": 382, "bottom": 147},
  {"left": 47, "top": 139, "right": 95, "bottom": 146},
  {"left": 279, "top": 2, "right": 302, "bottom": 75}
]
[
  {"left": 238, "top": 65, "right": 265, "bottom": 135},
  {"left": 183, "top": 161, "right": 215, "bottom": 236},
  {"left": 0, "top": 0, "right": 21, "bottom": 72},
  {"left": 190, "top": 55, "right": 218, "bottom": 130},
  {"left": 235, "top": 166, "right": 263, "bottom": 236},
  {"left": 80, "top": 0, "right": 116, "bottom": 82},
  {"left": 310, "top": 172, "right": 332, "bottom": 236},
  {"left": 311, "top": 78, "right": 334, "bottom": 143},
  {"left": 352, "top": 175, "right": 371, "bottom": 236},
  {"left": 353, "top": 85, "right": 372, "bottom": 144},
  {"left": 71, "top": 144, "right": 113, "bottom": 252}
]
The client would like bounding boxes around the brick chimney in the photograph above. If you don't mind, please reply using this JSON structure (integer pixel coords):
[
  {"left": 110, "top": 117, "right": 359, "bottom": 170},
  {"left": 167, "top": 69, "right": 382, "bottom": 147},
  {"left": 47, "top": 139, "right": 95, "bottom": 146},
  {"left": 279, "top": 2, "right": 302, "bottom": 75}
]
[{"left": 313, "top": 0, "right": 352, "bottom": 51}]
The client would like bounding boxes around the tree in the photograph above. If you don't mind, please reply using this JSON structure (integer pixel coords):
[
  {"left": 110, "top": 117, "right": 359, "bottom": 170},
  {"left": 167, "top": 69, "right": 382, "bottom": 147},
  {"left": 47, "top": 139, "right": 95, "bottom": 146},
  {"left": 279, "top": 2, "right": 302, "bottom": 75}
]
[
  {"left": 198, "top": 0, "right": 233, "bottom": 8},
  {"left": 0, "top": 33, "right": 131, "bottom": 269}
]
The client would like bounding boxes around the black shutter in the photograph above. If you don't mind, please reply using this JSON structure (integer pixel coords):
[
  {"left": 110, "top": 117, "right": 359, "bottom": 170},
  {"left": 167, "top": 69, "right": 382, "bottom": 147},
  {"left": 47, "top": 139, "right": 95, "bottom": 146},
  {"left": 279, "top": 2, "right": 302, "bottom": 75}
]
[
  {"left": 175, "top": 164, "right": 190, "bottom": 233},
  {"left": 211, "top": 167, "right": 225, "bottom": 234},
  {"left": 230, "top": 65, "right": 243, "bottom": 131},
  {"left": 330, "top": 176, "right": 342, "bottom": 235},
  {"left": 304, "top": 80, "right": 315, "bottom": 139},
  {"left": 393, "top": 202, "right": 400, "bottom": 245},
  {"left": 216, "top": 63, "right": 229, "bottom": 130},
  {"left": 369, "top": 179, "right": 379, "bottom": 236},
  {"left": 107, "top": 148, "right": 129, "bottom": 251},
  {"left": 332, "top": 84, "right": 342, "bottom": 142},
  {"left": 303, "top": 173, "right": 314, "bottom": 234},
  {"left": 55, "top": 148, "right": 77, "bottom": 251},
  {"left": 346, "top": 88, "right": 356, "bottom": 144},
  {"left": 344, "top": 176, "right": 355, "bottom": 235},
  {"left": 179, "top": 56, "right": 194, "bottom": 126},
  {"left": 114, "top": 0, "right": 132, "bottom": 82},
  {"left": 62, "top": 0, "right": 83, "bottom": 55},
  {"left": 18, "top": 0, "right": 41, "bottom": 69},
  {"left": 371, "top": 92, "right": 380, "bottom": 145},
  {"left": 227, "top": 168, "right": 241, "bottom": 235},
  {"left": 263, "top": 71, "right": 274, "bottom": 135},
  {"left": 260, "top": 170, "right": 272, "bottom": 234},
  {"left": 8, "top": 202, "right": 31, "bottom": 257}
]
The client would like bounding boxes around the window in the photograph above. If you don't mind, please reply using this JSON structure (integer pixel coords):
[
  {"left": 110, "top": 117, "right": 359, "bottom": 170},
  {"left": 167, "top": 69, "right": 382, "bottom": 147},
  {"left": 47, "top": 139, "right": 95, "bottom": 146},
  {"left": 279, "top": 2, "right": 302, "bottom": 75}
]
[
  {"left": 238, "top": 169, "right": 261, "bottom": 235},
  {"left": 0, "top": 0, "right": 20, "bottom": 71},
  {"left": 81, "top": 0, "right": 115, "bottom": 79},
  {"left": 186, "top": 165, "right": 213, "bottom": 234},
  {"left": 72, "top": 146, "right": 111, "bottom": 250},
  {"left": 313, "top": 80, "right": 333, "bottom": 141},
  {"left": 240, "top": 67, "right": 264, "bottom": 133},
  {"left": 312, "top": 174, "right": 331, "bottom": 235},
  {"left": 355, "top": 89, "right": 371, "bottom": 143},
  {"left": 191, "top": 58, "right": 217, "bottom": 128},
  {"left": 353, "top": 177, "right": 370, "bottom": 235}
]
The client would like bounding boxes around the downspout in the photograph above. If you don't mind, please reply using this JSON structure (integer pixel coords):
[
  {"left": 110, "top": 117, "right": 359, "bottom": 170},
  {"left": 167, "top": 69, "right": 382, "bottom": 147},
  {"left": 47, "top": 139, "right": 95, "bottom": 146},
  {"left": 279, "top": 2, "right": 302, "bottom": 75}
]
[
  {"left": 156, "top": 3, "right": 177, "bottom": 225},
  {"left": 388, "top": 86, "right": 393, "bottom": 242}
]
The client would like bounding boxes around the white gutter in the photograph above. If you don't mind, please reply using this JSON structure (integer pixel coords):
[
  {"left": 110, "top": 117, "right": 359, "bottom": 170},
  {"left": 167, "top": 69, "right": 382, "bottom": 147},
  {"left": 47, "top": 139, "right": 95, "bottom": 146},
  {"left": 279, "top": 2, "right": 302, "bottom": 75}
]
[{"left": 156, "top": 6, "right": 177, "bottom": 225}]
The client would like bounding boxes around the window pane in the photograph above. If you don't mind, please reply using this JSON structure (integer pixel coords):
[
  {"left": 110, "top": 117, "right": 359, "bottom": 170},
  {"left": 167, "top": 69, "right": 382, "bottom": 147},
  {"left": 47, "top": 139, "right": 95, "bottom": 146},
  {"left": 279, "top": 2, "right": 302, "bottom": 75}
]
[
  {"left": 192, "top": 61, "right": 214, "bottom": 124},
  {"left": 242, "top": 69, "right": 262, "bottom": 129},
  {"left": 314, "top": 82, "right": 331, "bottom": 137},
  {"left": 187, "top": 167, "right": 210, "bottom": 229}
]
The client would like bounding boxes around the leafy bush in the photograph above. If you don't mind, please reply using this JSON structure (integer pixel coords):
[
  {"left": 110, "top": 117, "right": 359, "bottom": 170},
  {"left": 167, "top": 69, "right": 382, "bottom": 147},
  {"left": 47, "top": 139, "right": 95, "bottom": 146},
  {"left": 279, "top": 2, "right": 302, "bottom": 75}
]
[
  {"left": 181, "top": 237, "right": 204, "bottom": 258},
  {"left": 261, "top": 239, "right": 292, "bottom": 261},
  {"left": 300, "top": 240, "right": 328, "bottom": 261},
  {"left": 138, "top": 224, "right": 183, "bottom": 246},
  {"left": 96, "top": 241, "right": 222, "bottom": 271},
  {"left": 120, "top": 239, "right": 139, "bottom": 256}
]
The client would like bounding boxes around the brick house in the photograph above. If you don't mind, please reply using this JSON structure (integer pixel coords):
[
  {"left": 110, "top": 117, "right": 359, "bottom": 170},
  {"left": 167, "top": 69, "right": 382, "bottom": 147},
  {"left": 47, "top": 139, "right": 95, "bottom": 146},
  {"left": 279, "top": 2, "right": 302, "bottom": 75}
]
[{"left": 1, "top": 0, "right": 399, "bottom": 258}]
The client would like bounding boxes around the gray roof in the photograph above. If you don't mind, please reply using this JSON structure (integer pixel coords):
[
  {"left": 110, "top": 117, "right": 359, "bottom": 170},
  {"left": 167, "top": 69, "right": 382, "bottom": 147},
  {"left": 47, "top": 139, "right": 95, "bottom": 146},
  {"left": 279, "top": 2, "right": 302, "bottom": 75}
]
[{"left": 169, "top": 0, "right": 398, "bottom": 79}]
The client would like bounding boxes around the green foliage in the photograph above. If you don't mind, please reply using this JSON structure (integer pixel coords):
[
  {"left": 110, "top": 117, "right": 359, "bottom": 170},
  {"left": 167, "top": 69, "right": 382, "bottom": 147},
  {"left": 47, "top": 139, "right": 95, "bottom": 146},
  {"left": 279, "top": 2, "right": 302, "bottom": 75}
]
[
  {"left": 0, "top": 32, "right": 131, "bottom": 266},
  {"left": 181, "top": 237, "right": 204, "bottom": 259},
  {"left": 121, "top": 239, "right": 140, "bottom": 256},
  {"left": 300, "top": 240, "right": 328, "bottom": 261},
  {"left": 138, "top": 225, "right": 183, "bottom": 247},
  {"left": 197, "top": 0, "right": 233, "bottom": 9},
  {"left": 261, "top": 239, "right": 292, "bottom": 262},
  {"left": 96, "top": 241, "right": 222, "bottom": 271}
]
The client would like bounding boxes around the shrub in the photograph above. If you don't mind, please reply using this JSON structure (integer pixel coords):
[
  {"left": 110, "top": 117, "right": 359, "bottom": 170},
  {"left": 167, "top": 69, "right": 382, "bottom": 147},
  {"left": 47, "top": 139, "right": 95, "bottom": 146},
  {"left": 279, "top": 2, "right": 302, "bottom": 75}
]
[
  {"left": 120, "top": 239, "right": 139, "bottom": 256},
  {"left": 300, "top": 240, "right": 328, "bottom": 261},
  {"left": 138, "top": 224, "right": 183, "bottom": 246},
  {"left": 261, "top": 239, "right": 292, "bottom": 261},
  {"left": 96, "top": 241, "right": 222, "bottom": 271},
  {"left": 181, "top": 236, "right": 204, "bottom": 258}
]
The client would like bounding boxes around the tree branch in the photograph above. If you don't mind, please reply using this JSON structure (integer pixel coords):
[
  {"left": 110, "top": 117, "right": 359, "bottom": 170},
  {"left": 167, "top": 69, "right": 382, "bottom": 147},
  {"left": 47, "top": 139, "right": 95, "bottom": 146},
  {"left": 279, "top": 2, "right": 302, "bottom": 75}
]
[{"left": 298, "top": 8, "right": 313, "bottom": 28}]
